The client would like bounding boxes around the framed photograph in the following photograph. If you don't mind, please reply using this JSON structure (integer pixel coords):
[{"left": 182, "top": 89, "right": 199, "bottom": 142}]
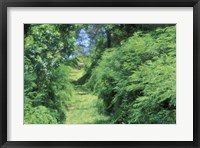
[{"left": 0, "top": 0, "right": 199, "bottom": 147}]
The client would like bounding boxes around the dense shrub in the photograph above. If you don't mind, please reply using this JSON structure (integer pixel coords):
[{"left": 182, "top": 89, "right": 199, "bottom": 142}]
[
  {"left": 86, "top": 26, "right": 176, "bottom": 123},
  {"left": 24, "top": 25, "right": 74, "bottom": 124},
  {"left": 24, "top": 103, "right": 58, "bottom": 124}
]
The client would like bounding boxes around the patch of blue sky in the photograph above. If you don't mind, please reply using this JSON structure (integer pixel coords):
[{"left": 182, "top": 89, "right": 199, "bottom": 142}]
[{"left": 76, "top": 29, "right": 91, "bottom": 54}]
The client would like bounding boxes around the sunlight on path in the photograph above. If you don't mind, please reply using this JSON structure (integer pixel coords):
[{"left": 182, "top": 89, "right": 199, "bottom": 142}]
[
  {"left": 66, "top": 86, "right": 111, "bottom": 124},
  {"left": 66, "top": 67, "right": 111, "bottom": 124}
]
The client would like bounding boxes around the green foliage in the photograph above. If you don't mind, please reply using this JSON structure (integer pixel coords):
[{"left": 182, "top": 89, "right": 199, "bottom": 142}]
[
  {"left": 125, "top": 55, "right": 176, "bottom": 124},
  {"left": 24, "top": 24, "right": 75, "bottom": 124},
  {"left": 86, "top": 26, "right": 176, "bottom": 124},
  {"left": 24, "top": 102, "right": 57, "bottom": 124},
  {"left": 24, "top": 24, "right": 176, "bottom": 124}
]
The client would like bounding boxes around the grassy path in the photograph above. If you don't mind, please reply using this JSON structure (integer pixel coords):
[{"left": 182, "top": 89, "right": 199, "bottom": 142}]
[{"left": 66, "top": 66, "right": 111, "bottom": 124}]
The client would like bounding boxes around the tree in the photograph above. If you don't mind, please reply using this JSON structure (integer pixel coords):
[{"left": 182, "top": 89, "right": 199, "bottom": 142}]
[{"left": 24, "top": 24, "right": 77, "bottom": 123}]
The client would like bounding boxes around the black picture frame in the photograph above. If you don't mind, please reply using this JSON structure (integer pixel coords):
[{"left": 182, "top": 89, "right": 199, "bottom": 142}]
[{"left": 0, "top": 0, "right": 200, "bottom": 147}]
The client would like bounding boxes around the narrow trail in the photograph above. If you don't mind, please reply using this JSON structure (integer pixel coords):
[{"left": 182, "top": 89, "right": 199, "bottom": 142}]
[{"left": 66, "top": 66, "right": 111, "bottom": 124}]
